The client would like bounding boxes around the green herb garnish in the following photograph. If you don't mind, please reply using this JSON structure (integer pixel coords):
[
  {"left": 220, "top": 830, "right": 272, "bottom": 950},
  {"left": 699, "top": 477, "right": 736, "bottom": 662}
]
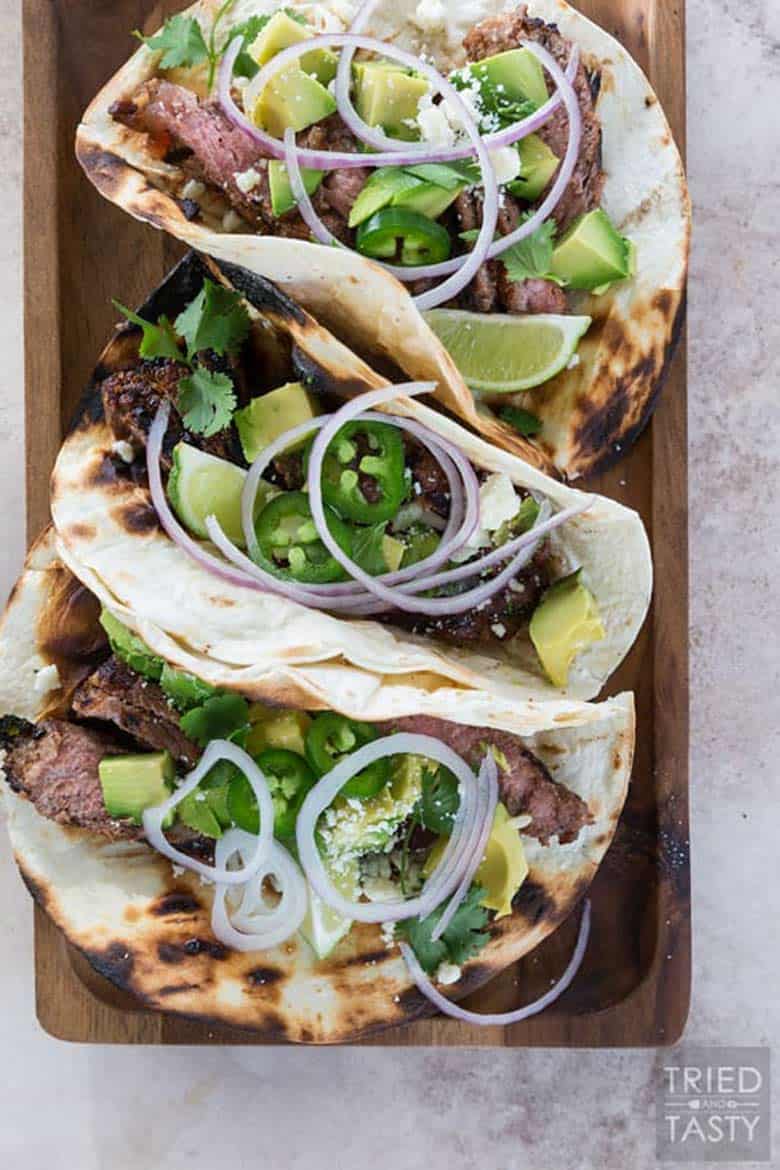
[
  {"left": 498, "top": 406, "right": 544, "bottom": 438},
  {"left": 398, "top": 884, "right": 490, "bottom": 974}
]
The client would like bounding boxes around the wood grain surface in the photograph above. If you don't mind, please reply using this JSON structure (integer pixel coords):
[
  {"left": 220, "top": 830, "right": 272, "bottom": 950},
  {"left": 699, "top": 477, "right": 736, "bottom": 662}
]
[{"left": 22, "top": 0, "right": 689, "bottom": 1046}]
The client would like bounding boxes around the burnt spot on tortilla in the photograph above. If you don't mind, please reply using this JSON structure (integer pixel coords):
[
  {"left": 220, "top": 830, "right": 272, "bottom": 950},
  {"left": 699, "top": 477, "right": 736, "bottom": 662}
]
[
  {"left": 123, "top": 906, "right": 141, "bottom": 924},
  {"left": 645, "top": 94, "right": 657, "bottom": 108},
  {"left": 38, "top": 572, "right": 107, "bottom": 665},
  {"left": 513, "top": 877, "right": 555, "bottom": 926},
  {"left": 212, "top": 258, "right": 308, "bottom": 326},
  {"left": 246, "top": 966, "right": 284, "bottom": 987},
  {"left": 292, "top": 347, "right": 374, "bottom": 402},
  {"left": 157, "top": 938, "right": 229, "bottom": 964},
  {"left": 150, "top": 892, "right": 201, "bottom": 917},
  {"left": 76, "top": 146, "right": 130, "bottom": 200},
  {"left": 586, "top": 67, "right": 602, "bottom": 103},
  {"left": 18, "top": 865, "right": 52, "bottom": 914},
  {"left": 208, "top": 596, "right": 236, "bottom": 608},
  {"left": 340, "top": 948, "right": 390, "bottom": 969},
  {"left": 86, "top": 941, "right": 135, "bottom": 986},
  {"left": 87, "top": 452, "right": 141, "bottom": 490},
  {"left": 112, "top": 501, "right": 159, "bottom": 535},
  {"left": 65, "top": 522, "right": 97, "bottom": 544},
  {"left": 157, "top": 982, "right": 201, "bottom": 997}
]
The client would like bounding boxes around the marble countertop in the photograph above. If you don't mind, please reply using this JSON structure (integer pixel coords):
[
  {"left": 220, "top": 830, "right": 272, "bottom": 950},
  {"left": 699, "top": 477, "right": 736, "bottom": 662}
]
[{"left": 1, "top": 1, "right": 778, "bottom": 1166}]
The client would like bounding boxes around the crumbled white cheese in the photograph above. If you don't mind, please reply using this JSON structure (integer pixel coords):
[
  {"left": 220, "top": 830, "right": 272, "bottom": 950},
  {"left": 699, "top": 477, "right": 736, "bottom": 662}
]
[
  {"left": 436, "top": 961, "right": 462, "bottom": 986},
  {"left": 171, "top": 863, "right": 185, "bottom": 878},
  {"left": 417, "top": 95, "right": 456, "bottom": 148},
  {"left": 491, "top": 622, "right": 507, "bottom": 639},
  {"left": 489, "top": 146, "right": 522, "bottom": 186},
  {"left": 480, "top": 473, "right": 523, "bottom": 533},
  {"left": 181, "top": 179, "right": 206, "bottom": 201},
  {"left": 412, "top": 0, "right": 447, "bottom": 34},
  {"left": 381, "top": 921, "right": 397, "bottom": 947},
  {"left": 235, "top": 167, "right": 261, "bottom": 195},
  {"left": 110, "top": 439, "right": 135, "bottom": 464},
  {"left": 221, "top": 210, "right": 243, "bottom": 232},
  {"left": 33, "top": 663, "right": 61, "bottom": 695}
]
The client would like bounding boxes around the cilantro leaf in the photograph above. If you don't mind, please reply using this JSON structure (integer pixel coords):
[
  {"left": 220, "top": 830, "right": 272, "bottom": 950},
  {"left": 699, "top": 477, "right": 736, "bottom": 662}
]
[
  {"left": 174, "top": 279, "right": 251, "bottom": 361},
  {"left": 133, "top": 14, "right": 209, "bottom": 70},
  {"left": 499, "top": 406, "right": 544, "bottom": 438},
  {"left": 450, "top": 66, "right": 538, "bottom": 129},
  {"left": 417, "top": 766, "right": 460, "bottom": 836},
  {"left": 179, "top": 693, "right": 250, "bottom": 748},
  {"left": 113, "top": 300, "right": 183, "bottom": 363},
  {"left": 501, "top": 219, "right": 564, "bottom": 285},
  {"left": 398, "top": 884, "right": 491, "bottom": 974},
  {"left": 178, "top": 367, "right": 237, "bottom": 437},
  {"left": 351, "top": 523, "right": 390, "bottom": 576}
]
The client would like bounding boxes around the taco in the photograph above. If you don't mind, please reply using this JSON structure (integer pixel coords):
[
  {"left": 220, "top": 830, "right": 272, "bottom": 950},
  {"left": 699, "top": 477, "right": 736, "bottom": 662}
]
[
  {"left": 76, "top": 0, "right": 690, "bottom": 478},
  {"left": 50, "top": 255, "right": 651, "bottom": 704},
  {"left": 1, "top": 529, "right": 634, "bottom": 1040}
]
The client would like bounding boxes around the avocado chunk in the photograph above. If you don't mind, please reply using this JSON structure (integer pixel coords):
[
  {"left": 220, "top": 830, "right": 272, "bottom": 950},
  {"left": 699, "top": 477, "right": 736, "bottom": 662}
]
[
  {"left": 382, "top": 533, "right": 406, "bottom": 572},
  {"left": 507, "top": 134, "right": 560, "bottom": 202},
  {"left": 99, "top": 751, "right": 175, "bottom": 826},
  {"left": 348, "top": 167, "right": 422, "bottom": 228},
  {"left": 424, "top": 802, "right": 528, "bottom": 918},
  {"left": 319, "top": 754, "right": 424, "bottom": 864},
  {"left": 254, "top": 67, "right": 337, "bottom": 136},
  {"left": 234, "top": 381, "right": 320, "bottom": 464},
  {"left": 249, "top": 11, "right": 338, "bottom": 84},
  {"left": 159, "top": 662, "right": 218, "bottom": 711},
  {"left": 246, "top": 706, "right": 313, "bottom": 758},
  {"left": 530, "top": 570, "right": 606, "bottom": 688},
  {"left": 100, "top": 610, "right": 163, "bottom": 682},
  {"left": 469, "top": 48, "right": 549, "bottom": 108},
  {"left": 268, "top": 159, "right": 325, "bottom": 216},
  {"left": 353, "top": 62, "right": 429, "bottom": 139},
  {"left": 550, "top": 208, "right": 634, "bottom": 291},
  {"left": 393, "top": 179, "right": 463, "bottom": 220}
]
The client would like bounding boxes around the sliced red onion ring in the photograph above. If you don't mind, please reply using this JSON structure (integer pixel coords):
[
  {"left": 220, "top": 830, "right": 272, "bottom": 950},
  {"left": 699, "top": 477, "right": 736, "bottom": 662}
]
[
  {"left": 296, "top": 733, "right": 490, "bottom": 925},
  {"left": 431, "top": 752, "right": 499, "bottom": 941},
  {"left": 142, "top": 741, "right": 275, "bottom": 886},
  {"left": 211, "top": 829, "right": 308, "bottom": 952},
  {"left": 334, "top": 1, "right": 578, "bottom": 159},
  {"left": 400, "top": 900, "right": 591, "bottom": 1025}
]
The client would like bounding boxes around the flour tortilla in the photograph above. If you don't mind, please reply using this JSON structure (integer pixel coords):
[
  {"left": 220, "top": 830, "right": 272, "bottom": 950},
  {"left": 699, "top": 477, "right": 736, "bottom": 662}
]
[
  {"left": 75, "top": 0, "right": 690, "bottom": 479},
  {"left": 1, "top": 530, "right": 634, "bottom": 1041},
  {"left": 49, "top": 256, "right": 652, "bottom": 704}
]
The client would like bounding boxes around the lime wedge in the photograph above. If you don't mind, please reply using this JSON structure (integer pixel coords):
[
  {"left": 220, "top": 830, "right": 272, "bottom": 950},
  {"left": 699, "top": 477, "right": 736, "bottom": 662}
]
[
  {"left": 424, "top": 310, "right": 592, "bottom": 393},
  {"left": 299, "top": 888, "right": 354, "bottom": 960},
  {"left": 168, "top": 443, "right": 249, "bottom": 547}
]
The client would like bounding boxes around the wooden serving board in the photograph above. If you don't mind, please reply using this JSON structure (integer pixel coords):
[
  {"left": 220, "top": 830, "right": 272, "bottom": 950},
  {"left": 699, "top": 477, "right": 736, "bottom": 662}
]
[{"left": 22, "top": 0, "right": 689, "bottom": 1046}]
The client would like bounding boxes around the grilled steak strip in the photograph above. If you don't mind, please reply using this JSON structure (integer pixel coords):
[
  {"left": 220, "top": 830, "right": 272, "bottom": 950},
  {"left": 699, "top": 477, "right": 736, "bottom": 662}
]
[
  {"left": 100, "top": 357, "right": 239, "bottom": 470},
  {"left": 378, "top": 714, "right": 591, "bottom": 844},
  {"left": 72, "top": 657, "right": 199, "bottom": 767}
]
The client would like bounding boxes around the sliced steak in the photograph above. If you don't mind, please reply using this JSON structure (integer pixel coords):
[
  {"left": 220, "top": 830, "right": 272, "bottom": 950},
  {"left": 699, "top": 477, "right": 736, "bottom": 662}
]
[
  {"left": 111, "top": 80, "right": 270, "bottom": 227},
  {"left": 463, "top": 6, "right": 604, "bottom": 229},
  {"left": 406, "top": 439, "right": 452, "bottom": 517},
  {"left": 72, "top": 657, "right": 199, "bottom": 767},
  {"left": 100, "top": 358, "right": 239, "bottom": 469},
  {"left": 377, "top": 713, "right": 591, "bottom": 844},
  {"left": 389, "top": 545, "right": 551, "bottom": 645},
  {"left": 495, "top": 201, "right": 568, "bottom": 315},
  {"left": 1, "top": 716, "right": 208, "bottom": 854}
]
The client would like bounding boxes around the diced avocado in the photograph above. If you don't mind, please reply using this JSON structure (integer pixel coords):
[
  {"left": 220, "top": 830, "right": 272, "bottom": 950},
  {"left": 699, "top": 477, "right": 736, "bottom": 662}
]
[
  {"left": 254, "top": 66, "right": 337, "bottom": 137},
  {"left": 550, "top": 208, "right": 634, "bottom": 292},
  {"left": 423, "top": 802, "right": 527, "bottom": 918},
  {"left": 353, "top": 63, "right": 428, "bottom": 139},
  {"left": 99, "top": 751, "right": 175, "bottom": 826},
  {"left": 246, "top": 706, "right": 313, "bottom": 758},
  {"left": 99, "top": 610, "right": 163, "bottom": 682},
  {"left": 508, "top": 134, "right": 560, "bottom": 202},
  {"left": 168, "top": 442, "right": 249, "bottom": 546},
  {"left": 159, "top": 663, "right": 218, "bottom": 711},
  {"left": 249, "top": 11, "right": 338, "bottom": 83},
  {"left": 348, "top": 167, "right": 422, "bottom": 229},
  {"left": 235, "top": 381, "right": 320, "bottom": 464},
  {"left": 393, "top": 180, "right": 463, "bottom": 220},
  {"left": 319, "top": 754, "right": 424, "bottom": 863},
  {"left": 268, "top": 159, "right": 325, "bottom": 217},
  {"left": 382, "top": 534, "right": 406, "bottom": 572},
  {"left": 470, "top": 48, "right": 549, "bottom": 108},
  {"left": 530, "top": 570, "right": 606, "bottom": 688},
  {"left": 299, "top": 859, "right": 359, "bottom": 959}
]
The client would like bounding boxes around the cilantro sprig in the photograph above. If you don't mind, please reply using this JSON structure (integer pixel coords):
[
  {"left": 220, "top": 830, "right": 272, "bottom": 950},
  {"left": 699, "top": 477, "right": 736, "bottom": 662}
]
[
  {"left": 114, "top": 279, "right": 250, "bottom": 438},
  {"left": 398, "top": 884, "right": 491, "bottom": 974},
  {"left": 134, "top": 3, "right": 307, "bottom": 90},
  {"left": 460, "top": 216, "right": 566, "bottom": 288}
]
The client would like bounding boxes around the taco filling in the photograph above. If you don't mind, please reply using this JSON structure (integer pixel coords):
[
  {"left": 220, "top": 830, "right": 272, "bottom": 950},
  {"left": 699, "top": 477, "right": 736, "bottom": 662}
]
[
  {"left": 107, "top": 3, "right": 634, "bottom": 387},
  {"left": 101, "top": 275, "right": 605, "bottom": 687},
  {"left": 0, "top": 606, "right": 593, "bottom": 982}
]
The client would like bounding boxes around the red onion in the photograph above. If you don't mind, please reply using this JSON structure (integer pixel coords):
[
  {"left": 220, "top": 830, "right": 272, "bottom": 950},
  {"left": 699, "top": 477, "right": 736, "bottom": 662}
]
[
  {"left": 400, "top": 900, "right": 591, "bottom": 1025},
  {"left": 295, "top": 733, "right": 493, "bottom": 925},
  {"left": 431, "top": 752, "right": 499, "bottom": 941},
  {"left": 142, "top": 741, "right": 275, "bottom": 886},
  {"left": 211, "top": 830, "right": 308, "bottom": 952}
]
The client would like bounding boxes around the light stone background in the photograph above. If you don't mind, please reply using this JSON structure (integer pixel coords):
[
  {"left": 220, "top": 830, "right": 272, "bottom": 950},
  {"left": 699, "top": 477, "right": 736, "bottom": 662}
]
[{"left": 1, "top": 1, "right": 778, "bottom": 1166}]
